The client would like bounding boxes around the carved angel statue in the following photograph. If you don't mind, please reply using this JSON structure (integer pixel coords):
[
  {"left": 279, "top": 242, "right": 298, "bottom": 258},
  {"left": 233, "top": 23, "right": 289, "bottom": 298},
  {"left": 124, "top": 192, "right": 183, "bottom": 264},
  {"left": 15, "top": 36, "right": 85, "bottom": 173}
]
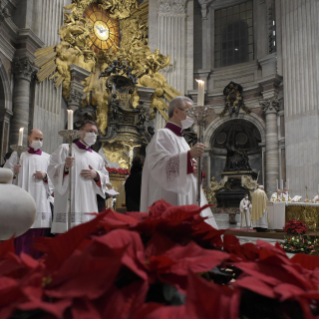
[
  {"left": 146, "top": 49, "right": 172, "bottom": 75},
  {"left": 99, "top": 0, "right": 138, "bottom": 20}
]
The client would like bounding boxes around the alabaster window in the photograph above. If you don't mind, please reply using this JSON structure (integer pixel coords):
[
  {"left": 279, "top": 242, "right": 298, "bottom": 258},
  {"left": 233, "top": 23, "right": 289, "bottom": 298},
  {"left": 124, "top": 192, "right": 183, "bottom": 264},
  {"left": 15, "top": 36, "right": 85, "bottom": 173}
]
[{"left": 214, "top": 1, "right": 254, "bottom": 68}]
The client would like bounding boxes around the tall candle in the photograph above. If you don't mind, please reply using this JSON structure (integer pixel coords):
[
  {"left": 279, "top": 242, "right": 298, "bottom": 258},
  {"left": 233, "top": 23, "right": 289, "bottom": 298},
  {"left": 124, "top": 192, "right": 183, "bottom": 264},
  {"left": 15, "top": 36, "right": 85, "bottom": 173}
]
[
  {"left": 67, "top": 110, "right": 73, "bottom": 130},
  {"left": 196, "top": 80, "right": 205, "bottom": 106},
  {"left": 276, "top": 179, "right": 278, "bottom": 190},
  {"left": 18, "top": 127, "right": 24, "bottom": 146}
]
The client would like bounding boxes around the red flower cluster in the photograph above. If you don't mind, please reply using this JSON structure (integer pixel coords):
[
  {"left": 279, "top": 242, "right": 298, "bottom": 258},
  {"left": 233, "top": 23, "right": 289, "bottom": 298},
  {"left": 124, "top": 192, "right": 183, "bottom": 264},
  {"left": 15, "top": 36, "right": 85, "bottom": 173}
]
[
  {"left": 106, "top": 167, "right": 130, "bottom": 175},
  {"left": 0, "top": 201, "right": 319, "bottom": 318},
  {"left": 283, "top": 219, "right": 308, "bottom": 235}
]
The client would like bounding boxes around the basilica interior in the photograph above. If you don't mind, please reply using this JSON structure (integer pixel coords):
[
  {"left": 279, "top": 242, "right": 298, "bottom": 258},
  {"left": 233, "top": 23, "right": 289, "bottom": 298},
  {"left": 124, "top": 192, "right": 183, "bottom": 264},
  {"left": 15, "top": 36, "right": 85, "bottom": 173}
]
[{"left": 1, "top": 0, "right": 319, "bottom": 317}]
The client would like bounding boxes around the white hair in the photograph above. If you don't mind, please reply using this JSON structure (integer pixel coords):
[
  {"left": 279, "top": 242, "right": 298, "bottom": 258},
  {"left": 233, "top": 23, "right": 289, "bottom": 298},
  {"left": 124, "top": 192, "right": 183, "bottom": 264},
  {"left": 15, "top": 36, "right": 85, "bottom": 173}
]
[
  {"left": 259, "top": 185, "right": 264, "bottom": 189},
  {"left": 168, "top": 96, "right": 193, "bottom": 118}
]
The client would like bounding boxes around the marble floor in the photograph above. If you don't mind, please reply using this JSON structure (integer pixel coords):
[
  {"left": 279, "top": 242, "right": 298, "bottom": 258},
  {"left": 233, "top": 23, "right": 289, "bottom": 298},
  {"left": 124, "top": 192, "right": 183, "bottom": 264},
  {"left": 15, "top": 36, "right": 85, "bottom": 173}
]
[{"left": 213, "top": 213, "right": 285, "bottom": 247}]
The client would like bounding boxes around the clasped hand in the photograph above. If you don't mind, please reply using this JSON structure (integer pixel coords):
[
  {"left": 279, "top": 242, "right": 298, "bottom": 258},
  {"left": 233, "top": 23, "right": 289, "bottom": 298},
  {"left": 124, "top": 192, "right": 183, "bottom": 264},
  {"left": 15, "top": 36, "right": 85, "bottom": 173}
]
[
  {"left": 33, "top": 171, "right": 46, "bottom": 180},
  {"left": 81, "top": 165, "right": 98, "bottom": 180}
]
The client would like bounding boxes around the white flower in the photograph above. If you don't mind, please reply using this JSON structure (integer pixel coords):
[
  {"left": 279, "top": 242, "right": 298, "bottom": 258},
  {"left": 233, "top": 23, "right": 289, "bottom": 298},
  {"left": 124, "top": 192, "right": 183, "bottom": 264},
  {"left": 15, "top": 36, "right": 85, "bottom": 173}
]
[
  {"left": 296, "top": 239, "right": 299, "bottom": 243},
  {"left": 308, "top": 241, "right": 312, "bottom": 245},
  {"left": 301, "top": 248, "right": 304, "bottom": 251},
  {"left": 284, "top": 246, "right": 287, "bottom": 249}
]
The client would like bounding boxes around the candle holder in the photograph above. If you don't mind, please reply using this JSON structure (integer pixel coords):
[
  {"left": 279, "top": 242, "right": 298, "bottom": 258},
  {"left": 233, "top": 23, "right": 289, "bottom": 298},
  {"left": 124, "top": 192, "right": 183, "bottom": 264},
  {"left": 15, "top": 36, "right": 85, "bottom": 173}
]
[
  {"left": 185, "top": 105, "right": 215, "bottom": 206},
  {"left": 305, "top": 186, "right": 310, "bottom": 203},
  {"left": 58, "top": 130, "right": 83, "bottom": 231},
  {"left": 10, "top": 144, "right": 29, "bottom": 185}
]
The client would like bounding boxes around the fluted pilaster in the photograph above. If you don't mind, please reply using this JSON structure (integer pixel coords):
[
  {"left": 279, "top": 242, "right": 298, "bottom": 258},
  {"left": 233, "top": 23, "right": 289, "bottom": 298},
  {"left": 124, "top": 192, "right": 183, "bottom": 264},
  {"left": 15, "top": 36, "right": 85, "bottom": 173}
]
[
  {"left": 158, "top": 0, "right": 187, "bottom": 94},
  {"left": 260, "top": 97, "right": 281, "bottom": 197}
]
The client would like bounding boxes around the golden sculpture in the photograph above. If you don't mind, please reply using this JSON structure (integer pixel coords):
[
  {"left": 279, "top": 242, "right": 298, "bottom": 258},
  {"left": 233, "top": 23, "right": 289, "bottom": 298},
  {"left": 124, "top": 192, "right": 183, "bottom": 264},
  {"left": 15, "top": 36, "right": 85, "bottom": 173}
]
[
  {"left": 286, "top": 205, "right": 319, "bottom": 231},
  {"left": 35, "top": 0, "right": 183, "bottom": 165},
  {"left": 241, "top": 175, "right": 259, "bottom": 197},
  {"left": 206, "top": 177, "right": 224, "bottom": 204}
]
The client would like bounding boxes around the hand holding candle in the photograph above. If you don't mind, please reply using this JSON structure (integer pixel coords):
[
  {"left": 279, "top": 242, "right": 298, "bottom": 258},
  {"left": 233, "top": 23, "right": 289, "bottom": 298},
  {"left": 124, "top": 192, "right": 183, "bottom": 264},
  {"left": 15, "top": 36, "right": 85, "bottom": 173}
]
[
  {"left": 196, "top": 80, "right": 205, "bottom": 106},
  {"left": 67, "top": 110, "right": 73, "bottom": 130},
  {"left": 18, "top": 127, "right": 24, "bottom": 146}
]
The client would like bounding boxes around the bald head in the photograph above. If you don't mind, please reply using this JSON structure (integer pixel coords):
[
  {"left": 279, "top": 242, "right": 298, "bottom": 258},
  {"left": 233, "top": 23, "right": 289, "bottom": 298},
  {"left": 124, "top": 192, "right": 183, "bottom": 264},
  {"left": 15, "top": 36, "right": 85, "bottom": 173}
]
[{"left": 28, "top": 129, "right": 44, "bottom": 148}]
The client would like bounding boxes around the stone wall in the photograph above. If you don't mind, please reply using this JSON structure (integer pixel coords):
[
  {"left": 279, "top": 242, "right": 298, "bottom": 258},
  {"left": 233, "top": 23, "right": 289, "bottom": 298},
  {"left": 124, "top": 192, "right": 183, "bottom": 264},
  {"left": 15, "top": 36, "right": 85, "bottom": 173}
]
[{"left": 281, "top": 0, "right": 319, "bottom": 198}]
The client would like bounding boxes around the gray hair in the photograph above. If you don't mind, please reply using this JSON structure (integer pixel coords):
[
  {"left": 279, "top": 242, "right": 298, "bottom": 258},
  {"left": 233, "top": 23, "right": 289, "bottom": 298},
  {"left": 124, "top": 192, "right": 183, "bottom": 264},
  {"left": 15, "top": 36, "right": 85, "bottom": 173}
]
[{"left": 168, "top": 96, "right": 193, "bottom": 118}]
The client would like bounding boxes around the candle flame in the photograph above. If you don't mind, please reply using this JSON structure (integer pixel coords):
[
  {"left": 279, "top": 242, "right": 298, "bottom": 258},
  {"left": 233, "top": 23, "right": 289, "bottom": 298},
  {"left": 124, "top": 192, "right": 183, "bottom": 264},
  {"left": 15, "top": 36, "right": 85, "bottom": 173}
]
[
  {"left": 195, "top": 79, "right": 204, "bottom": 84},
  {"left": 19, "top": 127, "right": 24, "bottom": 132},
  {"left": 67, "top": 110, "right": 73, "bottom": 114}
]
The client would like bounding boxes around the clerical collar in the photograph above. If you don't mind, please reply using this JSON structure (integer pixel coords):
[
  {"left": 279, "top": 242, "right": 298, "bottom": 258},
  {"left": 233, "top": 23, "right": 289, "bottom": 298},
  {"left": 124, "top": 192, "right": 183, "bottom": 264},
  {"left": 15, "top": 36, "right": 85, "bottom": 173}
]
[
  {"left": 76, "top": 140, "right": 92, "bottom": 152},
  {"left": 165, "top": 122, "right": 182, "bottom": 137},
  {"left": 28, "top": 147, "right": 42, "bottom": 155}
]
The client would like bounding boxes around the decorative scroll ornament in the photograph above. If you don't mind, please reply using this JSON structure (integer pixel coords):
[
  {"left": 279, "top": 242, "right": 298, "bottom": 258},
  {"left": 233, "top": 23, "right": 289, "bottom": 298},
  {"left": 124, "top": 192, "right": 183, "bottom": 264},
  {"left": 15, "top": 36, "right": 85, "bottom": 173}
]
[
  {"left": 158, "top": 0, "right": 187, "bottom": 15},
  {"left": 197, "top": 0, "right": 215, "bottom": 19},
  {"left": 68, "top": 88, "right": 85, "bottom": 107},
  {"left": 13, "top": 58, "right": 37, "bottom": 81},
  {"left": 260, "top": 96, "right": 281, "bottom": 113}
]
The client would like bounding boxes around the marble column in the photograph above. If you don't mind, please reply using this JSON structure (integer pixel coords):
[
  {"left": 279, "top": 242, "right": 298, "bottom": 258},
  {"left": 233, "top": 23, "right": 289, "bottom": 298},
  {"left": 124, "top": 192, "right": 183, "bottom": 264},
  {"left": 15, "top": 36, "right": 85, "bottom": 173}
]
[
  {"left": 260, "top": 97, "right": 281, "bottom": 197},
  {"left": 158, "top": 0, "right": 187, "bottom": 94},
  {"left": 10, "top": 57, "right": 37, "bottom": 145}
]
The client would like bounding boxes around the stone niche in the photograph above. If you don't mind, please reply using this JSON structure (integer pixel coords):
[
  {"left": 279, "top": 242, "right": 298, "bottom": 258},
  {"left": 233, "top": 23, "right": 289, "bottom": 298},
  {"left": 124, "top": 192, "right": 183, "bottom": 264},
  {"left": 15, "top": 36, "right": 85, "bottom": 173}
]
[{"left": 209, "top": 118, "right": 263, "bottom": 209}]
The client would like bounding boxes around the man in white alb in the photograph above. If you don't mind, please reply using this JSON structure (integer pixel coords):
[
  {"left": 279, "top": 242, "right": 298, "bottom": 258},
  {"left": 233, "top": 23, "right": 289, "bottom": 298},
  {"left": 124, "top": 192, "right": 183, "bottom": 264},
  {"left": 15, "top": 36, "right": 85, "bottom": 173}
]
[
  {"left": 4, "top": 129, "right": 52, "bottom": 256},
  {"left": 140, "top": 96, "right": 218, "bottom": 228},
  {"left": 270, "top": 189, "right": 282, "bottom": 202},
  {"left": 48, "top": 120, "right": 110, "bottom": 233},
  {"left": 282, "top": 187, "right": 291, "bottom": 202},
  {"left": 251, "top": 185, "right": 269, "bottom": 231},
  {"left": 239, "top": 193, "right": 251, "bottom": 228}
]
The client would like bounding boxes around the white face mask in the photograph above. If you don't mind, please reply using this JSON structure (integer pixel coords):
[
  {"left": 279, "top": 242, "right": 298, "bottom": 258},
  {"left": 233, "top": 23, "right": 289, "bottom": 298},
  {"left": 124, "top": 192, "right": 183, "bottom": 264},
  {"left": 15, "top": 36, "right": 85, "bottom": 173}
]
[
  {"left": 180, "top": 116, "right": 194, "bottom": 130},
  {"left": 83, "top": 132, "right": 97, "bottom": 146},
  {"left": 30, "top": 140, "right": 43, "bottom": 150}
]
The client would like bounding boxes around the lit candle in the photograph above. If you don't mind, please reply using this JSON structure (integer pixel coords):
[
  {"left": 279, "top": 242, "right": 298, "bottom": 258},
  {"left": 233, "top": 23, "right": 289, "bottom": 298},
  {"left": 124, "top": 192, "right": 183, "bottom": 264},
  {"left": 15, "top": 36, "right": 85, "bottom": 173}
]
[
  {"left": 67, "top": 110, "right": 73, "bottom": 130},
  {"left": 276, "top": 179, "right": 278, "bottom": 190},
  {"left": 18, "top": 127, "right": 24, "bottom": 146},
  {"left": 196, "top": 80, "right": 205, "bottom": 106}
]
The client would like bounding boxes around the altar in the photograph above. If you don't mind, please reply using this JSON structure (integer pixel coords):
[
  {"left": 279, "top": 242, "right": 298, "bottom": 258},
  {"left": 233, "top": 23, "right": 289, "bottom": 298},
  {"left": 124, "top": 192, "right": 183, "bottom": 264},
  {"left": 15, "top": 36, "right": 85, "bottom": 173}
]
[{"left": 267, "top": 202, "right": 319, "bottom": 230}]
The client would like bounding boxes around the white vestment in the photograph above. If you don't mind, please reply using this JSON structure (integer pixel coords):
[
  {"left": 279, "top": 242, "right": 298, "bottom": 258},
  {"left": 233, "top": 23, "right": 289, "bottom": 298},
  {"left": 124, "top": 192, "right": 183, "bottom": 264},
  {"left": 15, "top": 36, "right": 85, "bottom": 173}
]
[
  {"left": 4, "top": 151, "right": 52, "bottom": 228},
  {"left": 313, "top": 195, "right": 319, "bottom": 203},
  {"left": 140, "top": 127, "right": 218, "bottom": 229},
  {"left": 270, "top": 192, "right": 282, "bottom": 202},
  {"left": 239, "top": 198, "right": 251, "bottom": 228},
  {"left": 48, "top": 143, "right": 110, "bottom": 233},
  {"left": 282, "top": 192, "right": 291, "bottom": 202}
]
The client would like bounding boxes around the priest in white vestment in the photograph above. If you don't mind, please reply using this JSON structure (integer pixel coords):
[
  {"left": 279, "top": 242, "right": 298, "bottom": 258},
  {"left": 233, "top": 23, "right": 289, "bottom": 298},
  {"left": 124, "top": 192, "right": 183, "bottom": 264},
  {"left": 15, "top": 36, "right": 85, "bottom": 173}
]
[
  {"left": 313, "top": 191, "right": 319, "bottom": 203},
  {"left": 282, "top": 187, "right": 291, "bottom": 202},
  {"left": 4, "top": 129, "right": 52, "bottom": 257},
  {"left": 251, "top": 185, "right": 269, "bottom": 231},
  {"left": 140, "top": 96, "right": 218, "bottom": 229},
  {"left": 270, "top": 189, "right": 282, "bottom": 202},
  {"left": 239, "top": 194, "right": 251, "bottom": 228},
  {"left": 48, "top": 120, "right": 110, "bottom": 233}
]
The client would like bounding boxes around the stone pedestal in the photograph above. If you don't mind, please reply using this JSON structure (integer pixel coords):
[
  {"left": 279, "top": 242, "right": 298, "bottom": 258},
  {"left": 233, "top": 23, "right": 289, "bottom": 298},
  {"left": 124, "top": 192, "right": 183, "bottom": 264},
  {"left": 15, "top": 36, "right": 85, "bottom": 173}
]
[
  {"left": 10, "top": 57, "right": 37, "bottom": 145},
  {"left": 68, "top": 64, "right": 90, "bottom": 112}
]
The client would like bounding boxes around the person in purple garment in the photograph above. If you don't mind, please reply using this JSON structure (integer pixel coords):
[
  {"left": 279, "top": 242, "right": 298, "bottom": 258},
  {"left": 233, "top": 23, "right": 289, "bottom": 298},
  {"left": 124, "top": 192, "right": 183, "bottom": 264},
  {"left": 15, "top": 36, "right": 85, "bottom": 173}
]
[
  {"left": 48, "top": 121, "right": 110, "bottom": 233},
  {"left": 4, "top": 129, "right": 53, "bottom": 258}
]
